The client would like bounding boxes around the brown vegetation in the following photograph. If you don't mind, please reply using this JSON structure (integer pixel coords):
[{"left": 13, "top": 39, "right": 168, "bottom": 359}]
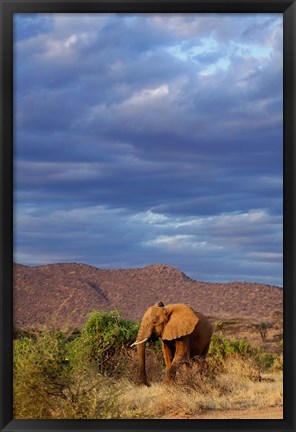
[
  {"left": 13, "top": 310, "right": 283, "bottom": 419},
  {"left": 13, "top": 262, "right": 282, "bottom": 329},
  {"left": 13, "top": 263, "right": 283, "bottom": 420}
]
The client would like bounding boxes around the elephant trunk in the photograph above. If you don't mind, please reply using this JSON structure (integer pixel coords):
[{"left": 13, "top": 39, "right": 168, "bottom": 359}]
[
  {"left": 135, "top": 325, "right": 150, "bottom": 386},
  {"left": 137, "top": 341, "right": 149, "bottom": 386}
]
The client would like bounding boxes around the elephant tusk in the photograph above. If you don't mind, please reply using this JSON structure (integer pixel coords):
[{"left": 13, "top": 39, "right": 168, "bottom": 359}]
[{"left": 130, "top": 337, "right": 148, "bottom": 347}]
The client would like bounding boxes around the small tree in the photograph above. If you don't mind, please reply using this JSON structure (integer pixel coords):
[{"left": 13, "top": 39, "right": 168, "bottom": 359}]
[{"left": 253, "top": 322, "right": 273, "bottom": 342}]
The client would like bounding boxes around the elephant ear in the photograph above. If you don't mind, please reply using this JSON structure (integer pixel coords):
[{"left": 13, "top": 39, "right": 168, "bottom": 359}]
[{"left": 162, "top": 304, "right": 199, "bottom": 340}]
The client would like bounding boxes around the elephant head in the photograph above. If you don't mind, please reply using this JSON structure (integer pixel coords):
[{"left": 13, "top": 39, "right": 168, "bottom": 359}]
[{"left": 131, "top": 301, "right": 199, "bottom": 385}]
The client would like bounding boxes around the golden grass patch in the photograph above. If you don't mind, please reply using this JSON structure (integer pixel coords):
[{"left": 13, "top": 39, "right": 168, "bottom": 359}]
[{"left": 110, "top": 358, "right": 283, "bottom": 419}]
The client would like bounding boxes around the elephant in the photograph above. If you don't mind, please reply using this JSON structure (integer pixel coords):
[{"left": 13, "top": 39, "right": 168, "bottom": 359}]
[{"left": 131, "top": 301, "right": 213, "bottom": 385}]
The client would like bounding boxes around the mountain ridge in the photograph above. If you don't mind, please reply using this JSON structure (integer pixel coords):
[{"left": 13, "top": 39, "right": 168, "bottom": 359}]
[{"left": 13, "top": 262, "right": 282, "bottom": 329}]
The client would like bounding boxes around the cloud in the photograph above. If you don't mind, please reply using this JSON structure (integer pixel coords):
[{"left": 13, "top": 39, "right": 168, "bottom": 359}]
[
  {"left": 14, "top": 206, "right": 282, "bottom": 285},
  {"left": 14, "top": 13, "right": 283, "bottom": 285},
  {"left": 14, "top": 13, "right": 53, "bottom": 40}
]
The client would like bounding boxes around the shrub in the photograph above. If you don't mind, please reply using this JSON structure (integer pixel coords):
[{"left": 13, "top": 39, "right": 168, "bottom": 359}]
[
  {"left": 14, "top": 331, "right": 72, "bottom": 418},
  {"left": 208, "top": 334, "right": 227, "bottom": 360},
  {"left": 253, "top": 322, "right": 273, "bottom": 342},
  {"left": 208, "top": 334, "right": 279, "bottom": 373},
  {"left": 208, "top": 334, "right": 254, "bottom": 361},
  {"left": 255, "top": 351, "right": 276, "bottom": 371},
  {"left": 13, "top": 311, "right": 140, "bottom": 418},
  {"left": 224, "top": 339, "right": 254, "bottom": 357},
  {"left": 67, "top": 310, "right": 139, "bottom": 375},
  {"left": 13, "top": 329, "right": 126, "bottom": 419}
]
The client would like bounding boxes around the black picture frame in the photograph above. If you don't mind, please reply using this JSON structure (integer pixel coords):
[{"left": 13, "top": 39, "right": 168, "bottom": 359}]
[{"left": 0, "top": 1, "right": 295, "bottom": 431}]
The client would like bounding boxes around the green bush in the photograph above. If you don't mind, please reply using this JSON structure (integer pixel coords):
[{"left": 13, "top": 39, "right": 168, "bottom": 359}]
[
  {"left": 224, "top": 338, "right": 254, "bottom": 356},
  {"left": 208, "top": 334, "right": 227, "bottom": 360},
  {"left": 67, "top": 310, "right": 139, "bottom": 374},
  {"left": 208, "top": 334, "right": 254, "bottom": 361},
  {"left": 13, "top": 311, "right": 139, "bottom": 418},
  {"left": 14, "top": 331, "right": 72, "bottom": 418},
  {"left": 255, "top": 351, "right": 276, "bottom": 371},
  {"left": 208, "top": 334, "right": 279, "bottom": 373}
]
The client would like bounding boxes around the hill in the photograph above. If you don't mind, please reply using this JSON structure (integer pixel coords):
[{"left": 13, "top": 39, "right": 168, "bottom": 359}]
[{"left": 13, "top": 263, "right": 283, "bottom": 329}]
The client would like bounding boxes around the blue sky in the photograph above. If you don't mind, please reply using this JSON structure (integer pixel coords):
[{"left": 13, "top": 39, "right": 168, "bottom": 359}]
[{"left": 14, "top": 13, "right": 283, "bottom": 286}]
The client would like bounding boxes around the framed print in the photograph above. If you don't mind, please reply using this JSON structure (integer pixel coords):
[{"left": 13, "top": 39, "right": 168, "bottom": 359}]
[{"left": 1, "top": 0, "right": 295, "bottom": 431}]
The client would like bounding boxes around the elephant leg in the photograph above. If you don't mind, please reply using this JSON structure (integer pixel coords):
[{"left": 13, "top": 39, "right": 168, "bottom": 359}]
[
  {"left": 201, "top": 341, "right": 210, "bottom": 357},
  {"left": 162, "top": 341, "right": 173, "bottom": 368},
  {"left": 195, "top": 342, "right": 211, "bottom": 374},
  {"left": 163, "top": 338, "right": 190, "bottom": 383}
]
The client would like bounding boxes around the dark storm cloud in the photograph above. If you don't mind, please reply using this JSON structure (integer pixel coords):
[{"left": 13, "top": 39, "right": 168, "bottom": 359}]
[{"left": 14, "top": 13, "right": 283, "bottom": 285}]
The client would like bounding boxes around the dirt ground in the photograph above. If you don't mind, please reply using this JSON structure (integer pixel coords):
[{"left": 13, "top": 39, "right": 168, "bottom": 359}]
[{"left": 163, "top": 405, "right": 283, "bottom": 419}]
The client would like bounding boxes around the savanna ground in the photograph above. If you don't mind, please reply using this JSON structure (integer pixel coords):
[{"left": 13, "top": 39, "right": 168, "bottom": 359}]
[{"left": 13, "top": 310, "right": 283, "bottom": 419}]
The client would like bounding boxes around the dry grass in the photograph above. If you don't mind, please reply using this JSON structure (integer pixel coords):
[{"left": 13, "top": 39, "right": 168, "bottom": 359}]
[
  {"left": 14, "top": 338, "right": 282, "bottom": 419},
  {"left": 14, "top": 351, "right": 283, "bottom": 419},
  {"left": 14, "top": 311, "right": 283, "bottom": 420},
  {"left": 112, "top": 358, "right": 283, "bottom": 419}
]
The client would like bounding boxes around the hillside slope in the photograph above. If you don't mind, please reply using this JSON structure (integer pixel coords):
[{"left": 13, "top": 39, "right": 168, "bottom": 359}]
[{"left": 13, "top": 263, "right": 282, "bottom": 329}]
